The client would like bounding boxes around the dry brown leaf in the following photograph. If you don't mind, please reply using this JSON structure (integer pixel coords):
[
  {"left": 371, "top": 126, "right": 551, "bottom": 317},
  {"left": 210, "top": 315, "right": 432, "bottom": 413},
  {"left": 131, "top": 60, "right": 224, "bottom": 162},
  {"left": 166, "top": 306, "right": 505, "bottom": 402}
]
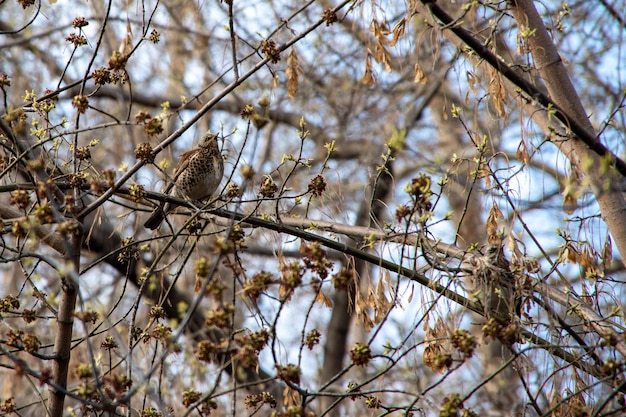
[
  {"left": 390, "top": 18, "right": 406, "bottom": 46},
  {"left": 315, "top": 290, "right": 333, "bottom": 308},
  {"left": 422, "top": 319, "right": 451, "bottom": 374},
  {"left": 283, "top": 386, "right": 300, "bottom": 407},
  {"left": 370, "top": 20, "right": 392, "bottom": 72},
  {"left": 507, "top": 232, "right": 522, "bottom": 259},
  {"left": 286, "top": 49, "right": 300, "bottom": 98},
  {"left": 486, "top": 204, "right": 503, "bottom": 242},
  {"left": 374, "top": 274, "right": 391, "bottom": 324},
  {"left": 423, "top": 343, "right": 447, "bottom": 374},
  {"left": 549, "top": 391, "right": 565, "bottom": 417},
  {"left": 562, "top": 193, "right": 577, "bottom": 214},
  {"left": 359, "top": 311, "right": 374, "bottom": 332},
  {"left": 566, "top": 245, "right": 578, "bottom": 263},
  {"left": 602, "top": 236, "right": 613, "bottom": 267},
  {"left": 489, "top": 69, "right": 507, "bottom": 118},
  {"left": 517, "top": 138, "right": 530, "bottom": 165},
  {"left": 413, "top": 63, "right": 427, "bottom": 84},
  {"left": 119, "top": 20, "right": 134, "bottom": 55},
  {"left": 561, "top": 174, "right": 581, "bottom": 214},
  {"left": 361, "top": 52, "right": 376, "bottom": 86},
  {"left": 466, "top": 71, "right": 478, "bottom": 95},
  {"left": 579, "top": 248, "right": 596, "bottom": 271}
]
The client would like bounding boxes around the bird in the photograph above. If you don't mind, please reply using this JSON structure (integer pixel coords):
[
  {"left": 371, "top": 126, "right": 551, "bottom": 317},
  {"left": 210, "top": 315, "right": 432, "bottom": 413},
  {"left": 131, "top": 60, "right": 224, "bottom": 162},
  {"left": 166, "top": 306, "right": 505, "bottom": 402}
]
[
  {"left": 144, "top": 133, "right": 224, "bottom": 230},
  {"left": 465, "top": 243, "right": 521, "bottom": 320},
  {"left": 480, "top": 243, "right": 521, "bottom": 319}
]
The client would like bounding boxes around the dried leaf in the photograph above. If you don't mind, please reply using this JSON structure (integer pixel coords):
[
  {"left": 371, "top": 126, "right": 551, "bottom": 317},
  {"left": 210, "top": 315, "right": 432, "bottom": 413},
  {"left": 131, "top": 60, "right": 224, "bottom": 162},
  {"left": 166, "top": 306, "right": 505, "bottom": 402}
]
[
  {"left": 370, "top": 20, "right": 392, "bottom": 72},
  {"left": 579, "top": 248, "right": 595, "bottom": 270},
  {"left": 119, "top": 20, "right": 134, "bottom": 55},
  {"left": 562, "top": 174, "right": 581, "bottom": 214},
  {"left": 315, "top": 290, "right": 333, "bottom": 308},
  {"left": 286, "top": 49, "right": 300, "bottom": 98},
  {"left": 566, "top": 246, "right": 578, "bottom": 263},
  {"left": 359, "top": 311, "right": 374, "bottom": 332},
  {"left": 549, "top": 391, "right": 565, "bottom": 417},
  {"left": 517, "top": 138, "right": 530, "bottom": 165},
  {"left": 283, "top": 386, "right": 300, "bottom": 407},
  {"left": 507, "top": 232, "right": 523, "bottom": 259},
  {"left": 413, "top": 63, "right": 426, "bottom": 84},
  {"left": 390, "top": 18, "right": 406, "bottom": 46},
  {"left": 361, "top": 52, "right": 376, "bottom": 86},
  {"left": 466, "top": 71, "right": 478, "bottom": 95},
  {"left": 488, "top": 69, "right": 506, "bottom": 118},
  {"left": 374, "top": 274, "right": 391, "bottom": 324},
  {"left": 423, "top": 321, "right": 450, "bottom": 374},
  {"left": 423, "top": 344, "right": 447, "bottom": 374},
  {"left": 602, "top": 236, "right": 613, "bottom": 267},
  {"left": 562, "top": 191, "right": 577, "bottom": 214},
  {"left": 486, "top": 204, "right": 503, "bottom": 242}
]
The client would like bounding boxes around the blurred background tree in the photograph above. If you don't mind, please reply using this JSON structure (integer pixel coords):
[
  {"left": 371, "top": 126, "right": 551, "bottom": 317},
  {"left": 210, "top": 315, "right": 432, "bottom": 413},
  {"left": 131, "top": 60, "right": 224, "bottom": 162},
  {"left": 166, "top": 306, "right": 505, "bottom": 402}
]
[{"left": 1, "top": 0, "right": 625, "bottom": 415}]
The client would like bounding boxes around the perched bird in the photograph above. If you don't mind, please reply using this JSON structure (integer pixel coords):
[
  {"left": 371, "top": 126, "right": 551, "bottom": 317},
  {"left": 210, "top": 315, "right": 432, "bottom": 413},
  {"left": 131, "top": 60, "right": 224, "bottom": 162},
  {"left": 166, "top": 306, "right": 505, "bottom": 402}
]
[
  {"left": 144, "top": 133, "right": 224, "bottom": 230},
  {"left": 469, "top": 243, "right": 521, "bottom": 320}
]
